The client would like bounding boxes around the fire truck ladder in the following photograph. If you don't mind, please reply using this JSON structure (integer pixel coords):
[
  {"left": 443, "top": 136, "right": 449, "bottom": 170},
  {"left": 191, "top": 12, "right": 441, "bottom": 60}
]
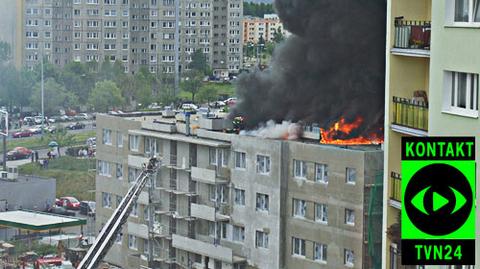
[{"left": 77, "top": 157, "right": 160, "bottom": 269}]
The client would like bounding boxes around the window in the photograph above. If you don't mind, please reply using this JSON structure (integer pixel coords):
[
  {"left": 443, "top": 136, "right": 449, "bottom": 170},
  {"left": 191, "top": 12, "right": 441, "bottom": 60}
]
[
  {"left": 292, "top": 237, "right": 306, "bottom": 257},
  {"left": 128, "top": 167, "right": 140, "bottom": 183},
  {"left": 315, "top": 203, "right": 328, "bottom": 224},
  {"left": 315, "top": 163, "right": 328, "bottom": 183},
  {"left": 209, "top": 147, "right": 217, "bottom": 165},
  {"left": 444, "top": 71, "right": 478, "bottom": 117},
  {"left": 102, "top": 129, "right": 112, "bottom": 144},
  {"left": 345, "top": 209, "right": 355, "bottom": 225},
  {"left": 117, "top": 132, "right": 123, "bottom": 148},
  {"left": 128, "top": 235, "right": 137, "bottom": 250},
  {"left": 115, "top": 233, "right": 122, "bottom": 244},
  {"left": 116, "top": 163, "right": 123, "bottom": 180},
  {"left": 234, "top": 151, "right": 246, "bottom": 169},
  {"left": 293, "top": 199, "right": 306, "bottom": 218},
  {"left": 293, "top": 160, "right": 307, "bottom": 179},
  {"left": 314, "top": 243, "right": 327, "bottom": 262},
  {"left": 144, "top": 137, "right": 158, "bottom": 156},
  {"left": 143, "top": 240, "right": 149, "bottom": 255},
  {"left": 129, "top": 135, "right": 139, "bottom": 151},
  {"left": 234, "top": 188, "right": 245, "bottom": 206},
  {"left": 256, "top": 193, "right": 269, "bottom": 211},
  {"left": 130, "top": 202, "right": 138, "bottom": 217},
  {"left": 97, "top": 161, "right": 111, "bottom": 176},
  {"left": 452, "top": 0, "right": 480, "bottom": 23},
  {"left": 102, "top": 192, "right": 112, "bottom": 208},
  {"left": 346, "top": 167, "right": 356, "bottom": 184},
  {"left": 256, "top": 155, "right": 270, "bottom": 174},
  {"left": 344, "top": 249, "right": 355, "bottom": 267},
  {"left": 255, "top": 231, "right": 268, "bottom": 248},
  {"left": 209, "top": 185, "right": 227, "bottom": 204},
  {"left": 232, "top": 225, "right": 245, "bottom": 242},
  {"left": 144, "top": 206, "right": 149, "bottom": 221}
]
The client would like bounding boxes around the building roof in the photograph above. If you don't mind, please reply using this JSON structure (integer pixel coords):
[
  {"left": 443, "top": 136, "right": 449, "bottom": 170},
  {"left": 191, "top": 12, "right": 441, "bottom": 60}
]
[
  {"left": 0, "top": 174, "right": 55, "bottom": 186},
  {"left": 0, "top": 210, "right": 86, "bottom": 231},
  {"left": 129, "top": 129, "right": 231, "bottom": 148}
]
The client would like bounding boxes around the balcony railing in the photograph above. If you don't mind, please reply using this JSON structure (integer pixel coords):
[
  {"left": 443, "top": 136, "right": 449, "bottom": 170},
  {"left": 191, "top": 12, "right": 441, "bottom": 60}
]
[
  {"left": 392, "top": 96, "right": 428, "bottom": 132},
  {"left": 390, "top": 172, "right": 401, "bottom": 203},
  {"left": 394, "top": 19, "right": 431, "bottom": 51}
]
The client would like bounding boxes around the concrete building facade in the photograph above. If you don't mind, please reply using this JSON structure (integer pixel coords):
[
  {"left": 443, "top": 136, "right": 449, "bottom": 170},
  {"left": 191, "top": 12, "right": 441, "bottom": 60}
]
[
  {"left": 22, "top": 0, "right": 243, "bottom": 77},
  {"left": 95, "top": 112, "right": 383, "bottom": 269},
  {"left": 383, "top": 0, "right": 478, "bottom": 268}
]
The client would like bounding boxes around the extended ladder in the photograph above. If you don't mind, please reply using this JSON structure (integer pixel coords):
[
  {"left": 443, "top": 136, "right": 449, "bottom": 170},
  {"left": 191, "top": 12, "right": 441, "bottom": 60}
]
[{"left": 77, "top": 158, "right": 159, "bottom": 269}]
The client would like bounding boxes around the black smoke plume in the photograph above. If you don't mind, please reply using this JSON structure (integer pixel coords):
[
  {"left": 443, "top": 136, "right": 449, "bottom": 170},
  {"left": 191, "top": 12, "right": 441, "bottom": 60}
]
[{"left": 233, "top": 0, "right": 386, "bottom": 135}]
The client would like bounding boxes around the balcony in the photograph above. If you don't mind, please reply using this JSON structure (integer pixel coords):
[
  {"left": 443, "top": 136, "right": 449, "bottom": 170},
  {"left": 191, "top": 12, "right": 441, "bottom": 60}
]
[
  {"left": 389, "top": 172, "right": 401, "bottom": 209},
  {"left": 191, "top": 167, "right": 229, "bottom": 184},
  {"left": 172, "top": 234, "right": 234, "bottom": 263},
  {"left": 391, "top": 96, "right": 428, "bottom": 136},
  {"left": 190, "top": 203, "right": 230, "bottom": 222},
  {"left": 391, "top": 19, "right": 431, "bottom": 58}
]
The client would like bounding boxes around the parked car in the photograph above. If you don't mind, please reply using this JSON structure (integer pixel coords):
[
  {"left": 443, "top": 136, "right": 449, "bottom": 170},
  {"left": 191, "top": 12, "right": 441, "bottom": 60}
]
[
  {"left": 80, "top": 201, "right": 96, "bottom": 216},
  {"left": 6, "top": 147, "right": 32, "bottom": 160},
  {"left": 209, "top": 100, "right": 226, "bottom": 108},
  {"left": 59, "top": 115, "right": 72, "bottom": 122},
  {"left": 74, "top": 113, "right": 89, "bottom": 120},
  {"left": 86, "top": 137, "right": 96, "bottom": 147},
  {"left": 28, "top": 126, "right": 42, "bottom": 134},
  {"left": 181, "top": 103, "right": 198, "bottom": 110},
  {"left": 66, "top": 122, "right": 85, "bottom": 130},
  {"left": 34, "top": 116, "right": 47, "bottom": 125},
  {"left": 48, "top": 205, "right": 76, "bottom": 217},
  {"left": 55, "top": 197, "right": 81, "bottom": 210},
  {"left": 43, "top": 125, "right": 56, "bottom": 133},
  {"left": 12, "top": 130, "right": 33, "bottom": 138},
  {"left": 224, "top": 97, "right": 237, "bottom": 106}
]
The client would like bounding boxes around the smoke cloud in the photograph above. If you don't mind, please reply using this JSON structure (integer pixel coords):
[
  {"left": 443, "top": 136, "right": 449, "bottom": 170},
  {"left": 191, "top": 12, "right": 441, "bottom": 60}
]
[
  {"left": 240, "top": 120, "right": 302, "bottom": 140},
  {"left": 233, "top": 0, "right": 386, "bottom": 136}
]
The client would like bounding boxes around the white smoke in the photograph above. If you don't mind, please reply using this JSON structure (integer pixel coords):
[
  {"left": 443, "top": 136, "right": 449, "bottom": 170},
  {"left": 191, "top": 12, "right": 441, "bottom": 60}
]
[{"left": 240, "top": 120, "right": 302, "bottom": 140}]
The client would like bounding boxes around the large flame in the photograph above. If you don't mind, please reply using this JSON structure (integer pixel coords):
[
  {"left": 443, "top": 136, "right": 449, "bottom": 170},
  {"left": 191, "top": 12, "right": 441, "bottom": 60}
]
[{"left": 320, "top": 117, "right": 383, "bottom": 145}]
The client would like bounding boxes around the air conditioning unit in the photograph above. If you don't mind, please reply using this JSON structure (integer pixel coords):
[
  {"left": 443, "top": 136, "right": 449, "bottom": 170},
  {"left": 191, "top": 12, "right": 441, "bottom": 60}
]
[{"left": 0, "top": 171, "right": 8, "bottom": 180}]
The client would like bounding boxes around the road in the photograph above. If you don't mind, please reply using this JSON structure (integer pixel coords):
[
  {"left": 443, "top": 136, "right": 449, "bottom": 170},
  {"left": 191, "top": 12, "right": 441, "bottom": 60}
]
[
  {"left": 2, "top": 147, "right": 68, "bottom": 167},
  {"left": 6, "top": 120, "right": 95, "bottom": 141}
]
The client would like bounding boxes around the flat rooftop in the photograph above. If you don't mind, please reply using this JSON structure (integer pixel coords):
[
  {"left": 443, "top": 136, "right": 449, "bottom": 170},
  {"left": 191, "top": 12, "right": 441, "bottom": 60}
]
[
  {"left": 0, "top": 210, "right": 86, "bottom": 231},
  {"left": 0, "top": 174, "right": 55, "bottom": 185}
]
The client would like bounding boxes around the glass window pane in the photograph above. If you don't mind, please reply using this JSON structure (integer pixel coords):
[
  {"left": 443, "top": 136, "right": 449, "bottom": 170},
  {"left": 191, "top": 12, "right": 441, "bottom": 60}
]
[
  {"left": 457, "top": 73, "right": 467, "bottom": 108},
  {"left": 455, "top": 0, "right": 469, "bottom": 22},
  {"left": 475, "top": 0, "right": 480, "bottom": 22}
]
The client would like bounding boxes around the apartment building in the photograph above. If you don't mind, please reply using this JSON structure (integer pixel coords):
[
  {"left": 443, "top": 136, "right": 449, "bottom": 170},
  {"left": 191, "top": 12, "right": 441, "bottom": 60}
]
[
  {"left": 95, "top": 112, "right": 383, "bottom": 269},
  {"left": 0, "top": 0, "right": 23, "bottom": 68},
  {"left": 242, "top": 14, "right": 290, "bottom": 44},
  {"left": 383, "top": 0, "right": 479, "bottom": 268},
  {"left": 22, "top": 0, "right": 243, "bottom": 77}
]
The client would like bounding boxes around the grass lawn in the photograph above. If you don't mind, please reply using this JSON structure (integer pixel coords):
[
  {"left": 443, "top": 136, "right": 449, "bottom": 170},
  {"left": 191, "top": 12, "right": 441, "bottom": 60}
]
[
  {"left": 19, "top": 156, "right": 96, "bottom": 201},
  {"left": 1, "top": 130, "right": 96, "bottom": 153}
]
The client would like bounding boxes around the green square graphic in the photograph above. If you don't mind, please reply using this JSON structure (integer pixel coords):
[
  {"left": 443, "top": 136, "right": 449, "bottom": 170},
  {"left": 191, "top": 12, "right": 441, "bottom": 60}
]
[{"left": 401, "top": 160, "right": 476, "bottom": 240}]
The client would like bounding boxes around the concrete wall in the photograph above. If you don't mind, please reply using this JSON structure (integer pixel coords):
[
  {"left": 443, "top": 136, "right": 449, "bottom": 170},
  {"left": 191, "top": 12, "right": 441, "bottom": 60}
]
[
  {"left": 0, "top": 177, "right": 56, "bottom": 211},
  {"left": 429, "top": 0, "right": 480, "bottom": 265},
  {"left": 284, "top": 142, "right": 383, "bottom": 269}
]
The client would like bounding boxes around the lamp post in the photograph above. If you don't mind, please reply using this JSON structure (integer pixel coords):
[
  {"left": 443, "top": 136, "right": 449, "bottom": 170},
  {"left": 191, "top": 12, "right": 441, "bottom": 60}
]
[{"left": 35, "top": 51, "right": 45, "bottom": 136}]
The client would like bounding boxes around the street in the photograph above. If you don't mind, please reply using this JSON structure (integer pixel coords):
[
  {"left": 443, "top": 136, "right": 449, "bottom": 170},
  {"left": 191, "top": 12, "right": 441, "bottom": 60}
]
[{"left": 5, "top": 120, "right": 95, "bottom": 141}]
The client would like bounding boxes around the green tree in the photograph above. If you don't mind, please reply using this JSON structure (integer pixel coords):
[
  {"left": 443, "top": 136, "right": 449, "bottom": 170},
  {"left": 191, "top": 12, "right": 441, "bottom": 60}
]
[
  {"left": 197, "top": 86, "right": 217, "bottom": 104},
  {"left": 46, "top": 127, "right": 74, "bottom": 157},
  {"left": 60, "top": 62, "right": 93, "bottom": 103},
  {"left": 88, "top": 80, "right": 124, "bottom": 112},
  {"left": 0, "top": 64, "right": 19, "bottom": 111},
  {"left": 0, "top": 41, "right": 11, "bottom": 63},
  {"left": 30, "top": 78, "right": 78, "bottom": 115},
  {"left": 189, "top": 49, "right": 208, "bottom": 75},
  {"left": 181, "top": 71, "right": 203, "bottom": 103},
  {"left": 273, "top": 26, "right": 285, "bottom": 43}
]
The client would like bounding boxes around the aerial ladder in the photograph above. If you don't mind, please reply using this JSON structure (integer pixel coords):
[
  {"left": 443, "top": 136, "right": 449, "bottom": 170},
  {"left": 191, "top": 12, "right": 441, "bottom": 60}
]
[{"left": 77, "top": 157, "right": 160, "bottom": 269}]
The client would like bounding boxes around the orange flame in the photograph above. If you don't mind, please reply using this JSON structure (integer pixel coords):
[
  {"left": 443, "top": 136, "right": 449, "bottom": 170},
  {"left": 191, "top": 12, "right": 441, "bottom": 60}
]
[{"left": 320, "top": 116, "right": 383, "bottom": 145}]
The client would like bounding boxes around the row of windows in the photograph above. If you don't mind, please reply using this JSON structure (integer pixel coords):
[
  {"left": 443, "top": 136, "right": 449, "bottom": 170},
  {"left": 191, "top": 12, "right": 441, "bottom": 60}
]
[
  {"left": 292, "top": 198, "right": 356, "bottom": 226},
  {"left": 293, "top": 159, "right": 357, "bottom": 184},
  {"left": 292, "top": 237, "right": 355, "bottom": 267}
]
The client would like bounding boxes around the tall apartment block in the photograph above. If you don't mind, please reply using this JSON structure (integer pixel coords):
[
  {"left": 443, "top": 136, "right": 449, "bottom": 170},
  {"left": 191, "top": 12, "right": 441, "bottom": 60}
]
[
  {"left": 22, "top": 0, "right": 243, "bottom": 77},
  {"left": 95, "top": 112, "right": 383, "bottom": 269},
  {"left": 383, "top": 0, "right": 479, "bottom": 268}
]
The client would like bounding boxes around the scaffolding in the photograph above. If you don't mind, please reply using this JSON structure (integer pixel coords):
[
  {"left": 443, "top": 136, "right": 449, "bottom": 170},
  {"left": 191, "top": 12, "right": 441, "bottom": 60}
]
[{"left": 365, "top": 171, "right": 384, "bottom": 269}]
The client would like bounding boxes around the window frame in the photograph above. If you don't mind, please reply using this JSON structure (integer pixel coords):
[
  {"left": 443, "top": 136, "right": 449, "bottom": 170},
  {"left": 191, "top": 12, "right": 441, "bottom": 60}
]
[
  {"left": 102, "top": 128, "right": 112, "bottom": 145},
  {"left": 234, "top": 151, "right": 246, "bottom": 169},
  {"left": 129, "top": 135, "right": 140, "bottom": 152},
  {"left": 443, "top": 71, "right": 479, "bottom": 118},
  {"left": 234, "top": 188, "right": 245, "bottom": 206},
  {"left": 344, "top": 249, "right": 355, "bottom": 267},
  {"left": 255, "top": 193, "right": 269, "bottom": 212},
  {"left": 449, "top": 0, "right": 480, "bottom": 26},
  {"left": 256, "top": 154, "right": 271, "bottom": 175},
  {"left": 314, "top": 242, "right": 327, "bottom": 263},
  {"left": 292, "top": 237, "right": 306, "bottom": 257},
  {"left": 315, "top": 203, "right": 328, "bottom": 224},
  {"left": 346, "top": 167, "right": 357, "bottom": 184},
  {"left": 293, "top": 159, "right": 307, "bottom": 179},
  {"left": 315, "top": 163, "right": 328, "bottom": 184},
  {"left": 255, "top": 230, "right": 269, "bottom": 248},
  {"left": 292, "top": 199, "right": 307, "bottom": 218},
  {"left": 345, "top": 208, "right": 355, "bottom": 226}
]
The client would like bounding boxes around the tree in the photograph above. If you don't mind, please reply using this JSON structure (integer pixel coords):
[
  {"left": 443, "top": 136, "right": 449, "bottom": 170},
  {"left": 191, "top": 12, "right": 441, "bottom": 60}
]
[
  {"left": 272, "top": 26, "right": 285, "bottom": 43},
  {"left": 88, "top": 80, "right": 124, "bottom": 112},
  {"left": 30, "top": 78, "right": 78, "bottom": 115},
  {"left": 189, "top": 49, "right": 208, "bottom": 75},
  {"left": 60, "top": 62, "right": 92, "bottom": 103},
  {"left": 197, "top": 86, "right": 217, "bottom": 104},
  {"left": 0, "top": 42, "right": 11, "bottom": 63},
  {"left": 181, "top": 71, "right": 203, "bottom": 103},
  {"left": 0, "top": 64, "right": 19, "bottom": 111},
  {"left": 46, "top": 127, "right": 74, "bottom": 157}
]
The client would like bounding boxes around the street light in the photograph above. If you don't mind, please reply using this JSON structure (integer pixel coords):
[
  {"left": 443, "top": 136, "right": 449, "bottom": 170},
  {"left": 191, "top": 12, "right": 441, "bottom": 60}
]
[{"left": 34, "top": 51, "right": 45, "bottom": 136}]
